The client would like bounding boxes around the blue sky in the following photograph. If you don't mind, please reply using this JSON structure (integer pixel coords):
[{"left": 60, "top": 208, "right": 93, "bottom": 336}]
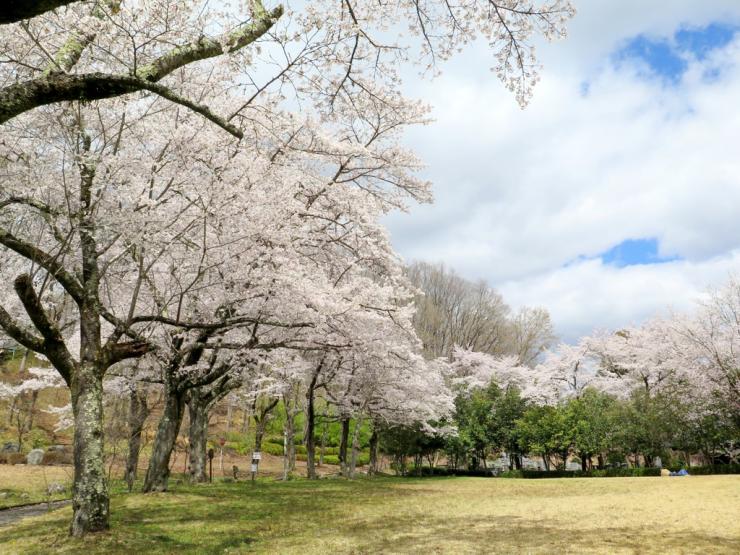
[
  {"left": 388, "top": 1, "right": 740, "bottom": 341},
  {"left": 614, "top": 23, "right": 738, "bottom": 83},
  {"left": 598, "top": 238, "right": 680, "bottom": 268}
]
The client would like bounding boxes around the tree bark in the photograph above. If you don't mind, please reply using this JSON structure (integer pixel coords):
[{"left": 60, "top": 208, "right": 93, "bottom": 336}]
[
  {"left": 305, "top": 366, "right": 321, "bottom": 479},
  {"left": 338, "top": 417, "right": 350, "bottom": 476},
  {"left": 125, "top": 386, "right": 149, "bottom": 492},
  {"left": 283, "top": 408, "right": 295, "bottom": 479},
  {"left": 70, "top": 365, "right": 109, "bottom": 536},
  {"left": 187, "top": 396, "right": 209, "bottom": 483},
  {"left": 282, "top": 391, "right": 297, "bottom": 475},
  {"left": 319, "top": 413, "right": 328, "bottom": 467},
  {"left": 143, "top": 388, "right": 185, "bottom": 492},
  {"left": 348, "top": 414, "right": 364, "bottom": 478},
  {"left": 368, "top": 428, "right": 379, "bottom": 476},
  {"left": 254, "top": 417, "right": 266, "bottom": 453},
  {"left": 1, "top": 0, "right": 80, "bottom": 24}
]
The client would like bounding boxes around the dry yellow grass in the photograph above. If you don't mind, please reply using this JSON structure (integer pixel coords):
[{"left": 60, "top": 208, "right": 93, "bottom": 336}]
[
  {"left": 0, "top": 475, "right": 738, "bottom": 554},
  {"left": 296, "top": 475, "right": 740, "bottom": 554},
  {"left": 0, "top": 464, "right": 73, "bottom": 508},
  {"left": 0, "top": 464, "right": 73, "bottom": 492}
]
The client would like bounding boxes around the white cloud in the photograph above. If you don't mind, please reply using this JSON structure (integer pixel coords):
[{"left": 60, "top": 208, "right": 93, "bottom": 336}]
[
  {"left": 499, "top": 251, "right": 740, "bottom": 342},
  {"left": 387, "top": 0, "right": 740, "bottom": 341}
]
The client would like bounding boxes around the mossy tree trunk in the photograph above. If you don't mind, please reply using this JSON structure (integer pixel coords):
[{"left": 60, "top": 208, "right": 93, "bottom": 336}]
[
  {"left": 188, "top": 395, "right": 210, "bottom": 483},
  {"left": 125, "top": 385, "right": 149, "bottom": 491},
  {"left": 348, "top": 413, "right": 364, "bottom": 478},
  {"left": 70, "top": 364, "right": 109, "bottom": 536},
  {"left": 304, "top": 359, "right": 324, "bottom": 480},
  {"left": 143, "top": 385, "right": 186, "bottom": 492}
]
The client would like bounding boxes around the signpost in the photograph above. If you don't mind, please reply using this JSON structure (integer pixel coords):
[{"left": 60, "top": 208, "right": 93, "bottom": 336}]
[
  {"left": 207, "top": 448, "right": 215, "bottom": 483},
  {"left": 251, "top": 451, "right": 261, "bottom": 483}
]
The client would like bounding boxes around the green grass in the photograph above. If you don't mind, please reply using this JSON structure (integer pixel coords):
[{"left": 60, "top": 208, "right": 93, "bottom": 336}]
[{"left": 1, "top": 475, "right": 739, "bottom": 554}]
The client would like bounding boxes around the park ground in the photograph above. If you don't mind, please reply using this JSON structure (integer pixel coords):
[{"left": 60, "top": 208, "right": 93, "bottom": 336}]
[{"left": 0, "top": 474, "right": 738, "bottom": 554}]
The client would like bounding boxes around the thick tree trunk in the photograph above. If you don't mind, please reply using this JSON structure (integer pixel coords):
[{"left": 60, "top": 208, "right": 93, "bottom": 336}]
[
  {"left": 283, "top": 410, "right": 295, "bottom": 479},
  {"left": 241, "top": 408, "right": 250, "bottom": 434},
  {"left": 348, "top": 414, "right": 364, "bottom": 478},
  {"left": 580, "top": 454, "right": 588, "bottom": 472},
  {"left": 125, "top": 386, "right": 148, "bottom": 492},
  {"left": 188, "top": 397, "right": 209, "bottom": 483},
  {"left": 70, "top": 365, "right": 109, "bottom": 537},
  {"left": 283, "top": 395, "right": 297, "bottom": 473},
  {"left": 368, "top": 428, "right": 379, "bottom": 476},
  {"left": 305, "top": 385, "right": 317, "bottom": 479},
  {"left": 143, "top": 389, "right": 185, "bottom": 492},
  {"left": 542, "top": 453, "right": 550, "bottom": 471},
  {"left": 319, "top": 414, "right": 328, "bottom": 466},
  {"left": 338, "top": 417, "right": 350, "bottom": 476},
  {"left": 26, "top": 389, "right": 39, "bottom": 435}
]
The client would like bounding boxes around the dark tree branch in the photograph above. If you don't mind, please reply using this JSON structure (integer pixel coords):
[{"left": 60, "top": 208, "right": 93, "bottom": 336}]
[
  {"left": 0, "top": 73, "right": 244, "bottom": 137},
  {"left": 0, "top": 304, "right": 45, "bottom": 353},
  {"left": 13, "top": 274, "right": 75, "bottom": 383},
  {"left": 0, "top": 0, "right": 79, "bottom": 25},
  {"left": 128, "top": 313, "right": 313, "bottom": 331},
  {"left": 0, "top": 226, "right": 85, "bottom": 303},
  {"left": 136, "top": 3, "right": 284, "bottom": 82},
  {"left": 103, "top": 340, "right": 152, "bottom": 367},
  {"left": 0, "top": 2, "right": 284, "bottom": 126}
]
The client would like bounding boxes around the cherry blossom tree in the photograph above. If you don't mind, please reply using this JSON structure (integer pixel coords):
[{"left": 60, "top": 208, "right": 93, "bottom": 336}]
[{"left": 1, "top": 0, "right": 574, "bottom": 535}]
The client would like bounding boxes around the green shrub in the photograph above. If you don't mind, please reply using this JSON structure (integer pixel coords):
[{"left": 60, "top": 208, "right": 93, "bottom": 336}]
[
  {"left": 317, "top": 454, "right": 371, "bottom": 466},
  {"left": 499, "top": 468, "right": 661, "bottom": 478},
  {"left": 261, "top": 442, "right": 284, "bottom": 456},
  {"left": 666, "top": 464, "right": 740, "bottom": 475},
  {"left": 224, "top": 431, "right": 246, "bottom": 443},
  {"left": 27, "top": 429, "right": 51, "bottom": 449}
]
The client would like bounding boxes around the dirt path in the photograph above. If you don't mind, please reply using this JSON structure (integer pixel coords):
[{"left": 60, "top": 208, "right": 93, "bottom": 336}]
[{"left": 0, "top": 500, "right": 71, "bottom": 527}]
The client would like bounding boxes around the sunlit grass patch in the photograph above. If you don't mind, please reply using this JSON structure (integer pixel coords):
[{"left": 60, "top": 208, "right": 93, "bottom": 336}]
[{"left": 0, "top": 475, "right": 738, "bottom": 554}]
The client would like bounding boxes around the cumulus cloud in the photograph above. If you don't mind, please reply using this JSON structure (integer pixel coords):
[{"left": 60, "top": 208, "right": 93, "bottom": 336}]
[{"left": 386, "top": 0, "right": 740, "bottom": 341}]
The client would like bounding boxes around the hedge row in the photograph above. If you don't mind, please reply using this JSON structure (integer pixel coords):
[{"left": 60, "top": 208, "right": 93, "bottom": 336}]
[
  {"left": 258, "top": 441, "right": 370, "bottom": 465},
  {"left": 262, "top": 439, "right": 343, "bottom": 457},
  {"left": 664, "top": 464, "right": 740, "bottom": 475},
  {"left": 410, "top": 467, "right": 662, "bottom": 478},
  {"left": 499, "top": 468, "right": 662, "bottom": 478}
]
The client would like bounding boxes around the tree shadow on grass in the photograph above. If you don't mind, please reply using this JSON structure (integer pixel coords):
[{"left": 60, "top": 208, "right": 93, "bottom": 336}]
[
  {"left": 3, "top": 479, "right": 736, "bottom": 554},
  {"left": 0, "top": 479, "right": 411, "bottom": 554}
]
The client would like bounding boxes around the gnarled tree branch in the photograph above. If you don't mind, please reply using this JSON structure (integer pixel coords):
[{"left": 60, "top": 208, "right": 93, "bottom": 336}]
[
  {"left": 0, "top": 0, "right": 80, "bottom": 25},
  {"left": 13, "top": 274, "right": 75, "bottom": 383},
  {"left": 0, "top": 3, "right": 284, "bottom": 128}
]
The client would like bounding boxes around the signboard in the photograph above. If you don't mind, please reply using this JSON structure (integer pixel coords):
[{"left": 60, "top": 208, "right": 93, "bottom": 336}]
[
  {"left": 251, "top": 463, "right": 258, "bottom": 473},
  {"left": 252, "top": 452, "right": 262, "bottom": 460}
]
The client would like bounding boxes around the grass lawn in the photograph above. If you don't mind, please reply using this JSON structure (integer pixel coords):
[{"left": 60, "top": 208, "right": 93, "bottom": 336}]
[{"left": 0, "top": 475, "right": 738, "bottom": 554}]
